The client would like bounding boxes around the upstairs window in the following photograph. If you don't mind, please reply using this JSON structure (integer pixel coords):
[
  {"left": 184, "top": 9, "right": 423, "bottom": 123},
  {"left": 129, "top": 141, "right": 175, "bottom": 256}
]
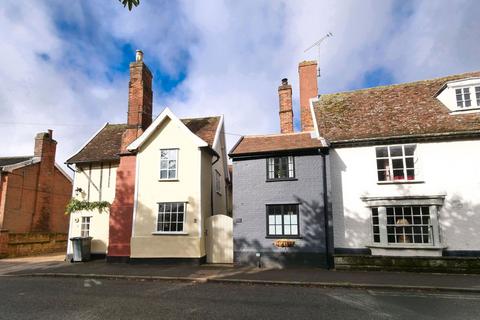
[
  {"left": 455, "top": 87, "right": 472, "bottom": 108},
  {"left": 267, "top": 156, "right": 295, "bottom": 180},
  {"left": 160, "top": 149, "right": 178, "bottom": 180},
  {"left": 376, "top": 145, "right": 416, "bottom": 182}
]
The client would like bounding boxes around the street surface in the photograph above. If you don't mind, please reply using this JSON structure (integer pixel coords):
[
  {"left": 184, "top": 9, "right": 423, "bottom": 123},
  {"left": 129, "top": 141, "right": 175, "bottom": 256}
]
[{"left": 1, "top": 277, "right": 479, "bottom": 319}]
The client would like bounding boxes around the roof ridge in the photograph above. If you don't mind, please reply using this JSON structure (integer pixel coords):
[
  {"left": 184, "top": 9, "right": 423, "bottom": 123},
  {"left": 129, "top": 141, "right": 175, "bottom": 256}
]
[
  {"left": 180, "top": 115, "right": 221, "bottom": 121},
  {"left": 320, "top": 70, "right": 480, "bottom": 97},
  {"left": 244, "top": 131, "right": 314, "bottom": 138}
]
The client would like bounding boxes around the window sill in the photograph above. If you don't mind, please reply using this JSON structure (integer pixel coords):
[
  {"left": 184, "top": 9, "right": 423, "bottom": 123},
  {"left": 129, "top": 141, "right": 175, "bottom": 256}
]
[
  {"left": 158, "top": 179, "right": 179, "bottom": 182},
  {"left": 266, "top": 178, "right": 298, "bottom": 183},
  {"left": 449, "top": 107, "right": 480, "bottom": 115},
  {"left": 367, "top": 243, "right": 446, "bottom": 250},
  {"left": 377, "top": 180, "right": 424, "bottom": 185},
  {"left": 151, "top": 232, "right": 188, "bottom": 235},
  {"left": 265, "top": 236, "right": 302, "bottom": 239}
]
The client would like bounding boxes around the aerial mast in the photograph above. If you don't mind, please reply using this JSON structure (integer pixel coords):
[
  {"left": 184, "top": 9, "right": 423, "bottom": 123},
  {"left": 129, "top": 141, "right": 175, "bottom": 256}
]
[{"left": 304, "top": 32, "right": 333, "bottom": 78}]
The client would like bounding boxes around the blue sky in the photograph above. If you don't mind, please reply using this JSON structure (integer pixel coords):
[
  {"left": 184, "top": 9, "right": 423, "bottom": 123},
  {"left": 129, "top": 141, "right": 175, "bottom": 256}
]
[{"left": 0, "top": 0, "right": 479, "bottom": 167}]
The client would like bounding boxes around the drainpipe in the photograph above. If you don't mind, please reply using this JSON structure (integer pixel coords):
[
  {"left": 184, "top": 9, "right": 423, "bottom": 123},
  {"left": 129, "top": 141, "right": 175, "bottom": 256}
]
[{"left": 321, "top": 149, "right": 332, "bottom": 269}]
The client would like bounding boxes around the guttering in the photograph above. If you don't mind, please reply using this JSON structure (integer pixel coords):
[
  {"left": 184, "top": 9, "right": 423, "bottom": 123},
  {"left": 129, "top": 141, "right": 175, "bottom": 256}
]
[{"left": 331, "top": 130, "right": 480, "bottom": 148}]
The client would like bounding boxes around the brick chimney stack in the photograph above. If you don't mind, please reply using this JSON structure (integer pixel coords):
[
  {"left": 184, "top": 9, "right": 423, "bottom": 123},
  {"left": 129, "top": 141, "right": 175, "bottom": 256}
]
[
  {"left": 128, "top": 50, "right": 153, "bottom": 132},
  {"left": 298, "top": 60, "right": 318, "bottom": 132},
  {"left": 278, "top": 78, "right": 294, "bottom": 134},
  {"left": 32, "top": 130, "right": 57, "bottom": 231}
]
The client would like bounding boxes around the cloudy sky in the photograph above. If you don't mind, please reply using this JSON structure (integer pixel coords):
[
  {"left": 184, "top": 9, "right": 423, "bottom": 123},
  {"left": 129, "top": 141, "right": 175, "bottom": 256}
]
[{"left": 0, "top": 0, "right": 479, "bottom": 170}]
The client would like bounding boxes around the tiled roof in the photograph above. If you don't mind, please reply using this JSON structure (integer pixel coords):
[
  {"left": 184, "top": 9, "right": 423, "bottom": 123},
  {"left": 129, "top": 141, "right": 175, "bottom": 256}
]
[
  {"left": 0, "top": 156, "right": 34, "bottom": 168},
  {"left": 66, "top": 124, "right": 128, "bottom": 164},
  {"left": 313, "top": 71, "right": 480, "bottom": 143},
  {"left": 229, "top": 132, "right": 325, "bottom": 157},
  {"left": 67, "top": 117, "right": 221, "bottom": 164},
  {"left": 181, "top": 116, "right": 220, "bottom": 147}
]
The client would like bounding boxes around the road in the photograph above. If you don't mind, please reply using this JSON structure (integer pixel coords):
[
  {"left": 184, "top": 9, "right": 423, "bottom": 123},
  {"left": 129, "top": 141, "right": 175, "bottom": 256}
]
[{"left": 1, "top": 277, "right": 479, "bottom": 320}]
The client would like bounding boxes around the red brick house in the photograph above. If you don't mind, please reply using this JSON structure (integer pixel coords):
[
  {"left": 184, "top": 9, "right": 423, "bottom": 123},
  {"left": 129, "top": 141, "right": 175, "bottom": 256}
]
[{"left": 0, "top": 130, "right": 72, "bottom": 233}]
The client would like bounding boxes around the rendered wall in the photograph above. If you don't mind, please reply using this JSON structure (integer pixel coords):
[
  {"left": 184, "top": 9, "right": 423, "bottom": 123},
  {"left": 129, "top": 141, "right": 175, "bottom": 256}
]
[
  {"left": 130, "top": 118, "right": 205, "bottom": 259},
  {"left": 330, "top": 139, "right": 480, "bottom": 253}
]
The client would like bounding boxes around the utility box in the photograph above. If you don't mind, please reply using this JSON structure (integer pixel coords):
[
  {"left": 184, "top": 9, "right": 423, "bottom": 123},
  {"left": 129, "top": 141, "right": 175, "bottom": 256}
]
[{"left": 70, "top": 237, "right": 92, "bottom": 262}]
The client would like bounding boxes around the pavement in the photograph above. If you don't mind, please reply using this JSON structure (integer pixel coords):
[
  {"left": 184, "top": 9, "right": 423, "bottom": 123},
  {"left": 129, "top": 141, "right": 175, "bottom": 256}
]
[{"left": 2, "top": 253, "right": 480, "bottom": 293}]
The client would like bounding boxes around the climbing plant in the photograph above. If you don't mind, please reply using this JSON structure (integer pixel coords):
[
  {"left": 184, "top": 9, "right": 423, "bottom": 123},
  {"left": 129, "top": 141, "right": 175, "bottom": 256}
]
[{"left": 65, "top": 199, "right": 111, "bottom": 215}]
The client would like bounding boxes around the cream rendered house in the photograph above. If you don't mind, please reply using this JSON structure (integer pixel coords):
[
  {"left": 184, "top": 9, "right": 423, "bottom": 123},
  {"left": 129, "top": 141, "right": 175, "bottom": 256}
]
[{"left": 127, "top": 108, "right": 230, "bottom": 263}]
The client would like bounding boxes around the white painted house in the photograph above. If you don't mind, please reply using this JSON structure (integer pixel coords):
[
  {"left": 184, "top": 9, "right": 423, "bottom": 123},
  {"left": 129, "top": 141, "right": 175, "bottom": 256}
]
[{"left": 311, "top": 71, "right": 480, "bottom": 261}]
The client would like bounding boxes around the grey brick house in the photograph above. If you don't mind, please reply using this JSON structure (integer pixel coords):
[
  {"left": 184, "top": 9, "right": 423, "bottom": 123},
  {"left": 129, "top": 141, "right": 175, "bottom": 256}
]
[{"left": 229, "top": 63, "right": 331, "bottom": 267}]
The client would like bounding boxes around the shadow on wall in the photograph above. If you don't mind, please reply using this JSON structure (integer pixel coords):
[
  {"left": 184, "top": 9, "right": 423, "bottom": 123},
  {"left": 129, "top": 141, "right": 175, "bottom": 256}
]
[{"left": 234, "top": 195, "right": 327, "bottom": 268}]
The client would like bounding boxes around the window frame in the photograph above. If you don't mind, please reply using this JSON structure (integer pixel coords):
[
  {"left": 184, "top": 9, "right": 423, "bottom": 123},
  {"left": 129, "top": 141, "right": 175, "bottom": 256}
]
[
  {"left": 266, "top": 156, "right": 296, "bottom": 181},
  {"left": 375, "top": 144, "right": 417, "bottom": 183},
  {"left": 265, "top": 204, "right": 300, "bottom": 239},
  {"left": 154, "top": 202, "right": 187, "bottom": 234},
  {"left": 455, "top": 87, "right": 472, "bottom": 108},
  {"left": 159, "top": 148, "right": 179, "bottom": 181},
  {"left": 80, "top": 216, "right": 91, "bottom": 238},
  {"left": 476, "top": 86, "right": 480, "bottom": 107},
  {"left": 362, "top": 195, "right": 444, "bottom": 249}
]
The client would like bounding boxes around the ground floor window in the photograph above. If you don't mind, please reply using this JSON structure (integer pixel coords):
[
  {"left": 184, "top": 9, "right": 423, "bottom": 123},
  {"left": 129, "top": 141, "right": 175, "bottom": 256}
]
[
  {"left": 157, "top": 202, "right": 186, "bottom": 233},
  {"left": 363, "top": 196, "right": 444, "bottom": 247},
  {"left": 266, "top": 204, "right": 299, "bottom": 237},
  {"left": 81, "top": 216, "right": 91, "bottom": 237}
]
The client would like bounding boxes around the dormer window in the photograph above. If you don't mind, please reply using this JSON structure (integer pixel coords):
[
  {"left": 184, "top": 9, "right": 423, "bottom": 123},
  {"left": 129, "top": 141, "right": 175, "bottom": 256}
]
[
  {"left": 455, "top": 87, "right": 472, "bottom": 108},
  {"left": 436, "top": 79, "right": 480, "bottom": 113}
]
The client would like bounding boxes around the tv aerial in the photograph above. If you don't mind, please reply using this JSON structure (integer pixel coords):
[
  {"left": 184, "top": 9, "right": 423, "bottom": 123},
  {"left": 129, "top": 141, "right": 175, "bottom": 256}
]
[{"left": 304, "top": 32, "right": 333, "bottom": 78}]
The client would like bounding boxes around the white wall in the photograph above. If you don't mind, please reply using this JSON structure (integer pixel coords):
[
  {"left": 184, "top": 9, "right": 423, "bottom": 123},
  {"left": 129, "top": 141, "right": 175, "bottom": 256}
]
[
  {"left": 66, "top": 162, "right": 118, "bottom": 255},
  {"left": 330, "top": 139, "right": 480, "bottom": 251}
]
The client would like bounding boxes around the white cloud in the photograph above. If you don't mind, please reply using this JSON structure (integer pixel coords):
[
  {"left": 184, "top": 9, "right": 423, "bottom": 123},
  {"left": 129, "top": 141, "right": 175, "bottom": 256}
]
[{"left": 0, "top": 0, "right": 479, "bottom": 169}]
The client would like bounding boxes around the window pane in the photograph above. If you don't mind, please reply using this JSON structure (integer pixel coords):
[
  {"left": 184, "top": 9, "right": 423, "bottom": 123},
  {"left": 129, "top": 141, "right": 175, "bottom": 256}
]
[
  {"left": 275, "top": 225, "right": 282, "bottom": 234},
  {"left": 405, "top": 157, "right": 414, "bottom": 168},
  {"left": 268, "top": 215, "right": 275, "bottom": 224},
  {"left": 160, "top": 170, "right": 168, "bottom": 179},
  {"left": 168, "top": 170, "right": 176, "bottom": 179},
  {"left": 290, "top": 215, "right": 297, "bottom": 225},
  {"left": 291, "top": 225, "right": 298, "bottom": 235},
  {"left": 284, "top": 215, "right": 291, "bottom": 224},
  {"left": 275, "top": 215, "right": 282, "bottom": 224},
  {"left": 393, "top": 170, "right": 404, "bottom": 180},
  {"left": 406, "top": 169, "right": 415, "bottom": 180},
  {"left": 284, "top": 225, "right": 291, "bottom": 235},
  {"left": 377, "top": 170, "right": 388, "bottom": 181},
  {"left": 376, "top": 159, "right": 389, "bottom": 170},
  {"left": 390, "top": 146, "right": 402, "bottom": 157},
  {"left": 177, "top": 223, "right": 183, "bottom": 232},
  {"left": 169, "top": 160, "right": 176, "bottom": 169},
  {"left": 376, "top": 147, "right": 388, "bottom": 158},
  {"left": 392, "top": 159, "right": 404, "bottom": 169},
  {"left": 404, "top": 145, "right": 416, "bottom": 156},
  {"left": 160, "top": 160, "right": 168, "bottom": 169},
  {"left": 269, "top": 226, "right": 276, "bottom": 235}
]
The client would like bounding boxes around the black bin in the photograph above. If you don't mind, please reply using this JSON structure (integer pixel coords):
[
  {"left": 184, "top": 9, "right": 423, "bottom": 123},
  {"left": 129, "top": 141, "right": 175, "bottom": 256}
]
[{"left": 70, "top": 237, "right": 92, "bottom": 262}]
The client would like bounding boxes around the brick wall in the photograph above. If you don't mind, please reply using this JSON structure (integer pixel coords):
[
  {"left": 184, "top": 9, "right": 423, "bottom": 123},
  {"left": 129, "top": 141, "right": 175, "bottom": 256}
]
[
  {"left": 278, "top": 79, "right": 294, "bottom": 134},
  {"left": 0, "top": 231, "right": 67, "bottom": 258},
  {"left": 298, "top": 61, "right": 318, "bottom": 132}
]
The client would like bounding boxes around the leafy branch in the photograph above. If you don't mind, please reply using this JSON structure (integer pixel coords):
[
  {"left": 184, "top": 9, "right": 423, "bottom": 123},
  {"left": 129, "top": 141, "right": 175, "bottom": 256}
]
[
  {"left": 65, "top": 199, "right": 111, "bottom": 215},
  {"left": 119, "top": 0, "right": 140, "bottom": 11}
]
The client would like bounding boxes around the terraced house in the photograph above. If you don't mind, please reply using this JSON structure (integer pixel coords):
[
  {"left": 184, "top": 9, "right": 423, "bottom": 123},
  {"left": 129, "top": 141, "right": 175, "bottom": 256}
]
[
  {"left": 311, "top": 69, "right": 480, "bottom": 270},
  {"left": 230, "top": 62, "right": 332, "bottom": 268},
  {"left": 66, "top": 51, "right": 231, "bottom": 263}
]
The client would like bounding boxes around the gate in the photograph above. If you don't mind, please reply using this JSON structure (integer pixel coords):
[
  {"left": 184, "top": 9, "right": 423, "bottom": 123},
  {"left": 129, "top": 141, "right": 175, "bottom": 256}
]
[{"left": 206, "top": 214, "right": 233, "bottom": 264}]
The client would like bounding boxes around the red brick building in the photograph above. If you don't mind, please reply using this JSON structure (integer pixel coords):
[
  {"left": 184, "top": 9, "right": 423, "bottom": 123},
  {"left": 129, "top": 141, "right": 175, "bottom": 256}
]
[{"left": 0, "top": 130, "right": 72, "bottom": 233}]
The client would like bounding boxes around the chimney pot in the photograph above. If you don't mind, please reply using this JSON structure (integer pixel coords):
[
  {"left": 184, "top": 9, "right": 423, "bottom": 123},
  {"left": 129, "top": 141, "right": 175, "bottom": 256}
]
[
  {"left": 47, "top": 129, "right": 53, "bottom": 139},
  {"left": 136, "top": 50, "right": 143, "bottom": 62},
  {"left": 281, "top": 78, "right": 288, "bottom": 86}
]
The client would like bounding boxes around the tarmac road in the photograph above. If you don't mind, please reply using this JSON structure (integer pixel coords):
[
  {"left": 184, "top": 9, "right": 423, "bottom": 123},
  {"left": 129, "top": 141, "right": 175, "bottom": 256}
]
[{"left": 1, "top": 276, "right": 480, "bottom": 320}]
